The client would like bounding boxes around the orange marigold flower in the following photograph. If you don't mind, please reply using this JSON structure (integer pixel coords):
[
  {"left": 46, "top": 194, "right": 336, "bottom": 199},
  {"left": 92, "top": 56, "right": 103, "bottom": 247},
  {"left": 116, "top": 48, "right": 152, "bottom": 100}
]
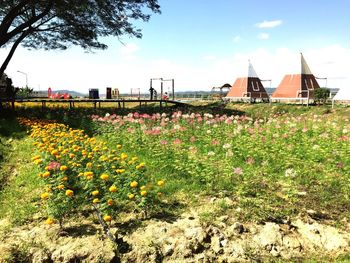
[
  {"left": 130, "top": 181, "right": 138, "bottom": 188},
  {"left": 86, "top": 162, "right": 93, "bottom": 168},
  {"left": 57, "top": 184, "right": 65, "bottom": 190},
  {"left": 62, "top": 176, "right": 68, "bottom": 181},
  {"left": 60, "top": 165, "right": 68, "bottom": 171},
  {"left": 107, "top": 199, "right": 114, "bottom": 206},
  {"left": 65, "top": 189, "right": 74, "bottom": 197},
  {"left": 91, "top": 190, "right": 99, "bottom": 196},
  {"left": 40, "top": 192, "right": 49, "bottom": 199},
  {"left": 42, "top": 171, "right": 50, "bottom": 178},
  {"left": 69, "top": 153, "right": 75, "bottom": 158},
  {"left": 109, "top": 185, "right": 118, "bottom": 193},
  {"left": 46, "top": 217, "right": 54, "bottom": 225},
  {"left": 103, "top": 215, "right": 112, "bottom": 222},
  {"left": 100, "top": 173, "right": 109, "bottom": 181},
  {"left": 51, "top": 149, "right": 59, "bottom": 156}
]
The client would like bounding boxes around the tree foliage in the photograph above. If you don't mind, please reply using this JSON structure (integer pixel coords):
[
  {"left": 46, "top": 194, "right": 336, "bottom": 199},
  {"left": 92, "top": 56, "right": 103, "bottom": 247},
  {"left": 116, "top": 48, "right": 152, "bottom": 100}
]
[
  {"left": 0, "top": 0, "right": 160, "bottom": 75},
  {"left": 314, "top": 88, "right": 330, "bottom": 105}
]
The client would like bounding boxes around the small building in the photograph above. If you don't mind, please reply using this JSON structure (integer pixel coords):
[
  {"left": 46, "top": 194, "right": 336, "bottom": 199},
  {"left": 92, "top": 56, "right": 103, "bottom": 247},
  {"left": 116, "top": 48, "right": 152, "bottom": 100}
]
[
  {"left": 89, "top": 89, "right": 99, "bottom": 99},
  {"left": 272, "top": 53, "right": 320, "bottom": 100},
  {"left": 226, "top": 61, "right": 269, "bottom": 101}
]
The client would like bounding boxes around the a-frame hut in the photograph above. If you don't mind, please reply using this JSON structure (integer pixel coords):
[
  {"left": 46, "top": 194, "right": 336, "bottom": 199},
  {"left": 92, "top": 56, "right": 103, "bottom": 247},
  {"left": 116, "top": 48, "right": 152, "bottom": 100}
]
[
  {"left": 226, "top": 61, "right": 269, "bottom": 101},
  {"left": 272, "top": 53, "right": 320, "bottom": 99}
]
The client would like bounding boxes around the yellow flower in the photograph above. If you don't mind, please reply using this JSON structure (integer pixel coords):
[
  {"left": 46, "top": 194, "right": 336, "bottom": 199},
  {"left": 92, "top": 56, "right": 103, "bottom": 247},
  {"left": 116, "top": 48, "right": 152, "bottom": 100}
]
[
  {"left": 86, "top": 162, "right": 93, "bottom": 168},
  {"left": 34, "top": 159, "right": 42, "bottom": 165},
  {"left": 128, "top": 193, "right": 135, "bottom": 199},
  {"left": 65, "top": 189, "right": 74, "bottom": 197},
  {"left": 46, "top": 217, "right": 54, "bottom": 225},
  {"left": 107, "top": 199, "right": 114, "bottom": 206},
  {"left": 40, "top": 192, "right": 49, "bottom": 199},
  {"left": 130, "top": 181, "right": 138, "bottom": 188},
  {"left": 136, "top": 162, "right": 146, "bottom": 170},
  {"left": 31, "top": 155, "right": 41, "bottom": 161},
  {"left": 140, "top": 190, "right": 147, "bottom": 197},
  {"left": 51, "top": 149, "right": 59, "bottom": 156},
  {"left": 93, "top": 198, "right": 100, "bottom": 204},
  {"left": 57, "top": 184, "right": 65, "bottom": 190},
  {"left": 157, "top": 180, "right": 165, "bottom": 187},
  {"left": 62, "top": 176, "right": 68, "bottom": 181},
  {"left": 69, "top": 153, "right": 75, "bottom": 158},
  {"left": 109, "top": 185, "right": 118, "bottom": 193},
  {"left": 103, "top": 215, "right": 112, "bottom": 222},
  {"left": 121, "top": 153, "right": 128, "bottom": 160},
  {"left": 117, "top": 144, "right": 122, "bottom": 149},
  {"left": 60, "top": 165, "right": 68, "bottom": 171},
  {"left": 100, "top": 173, "right": 109, "bottom": 181},
  {"left": 42, "top": 171, "right": 50, "bottom": 178},
  {"left": 91, "top": 190, "right": 99, "bottom": 196},
  {"left": 115, "top": 169, "right": 125, "bottom": 174}
]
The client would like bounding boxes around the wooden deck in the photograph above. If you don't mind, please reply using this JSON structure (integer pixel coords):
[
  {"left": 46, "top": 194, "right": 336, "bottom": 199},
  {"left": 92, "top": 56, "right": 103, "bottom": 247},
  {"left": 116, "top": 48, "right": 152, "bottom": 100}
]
[{"left": 0, "top": 98, "right": 187, "bottom": 109}]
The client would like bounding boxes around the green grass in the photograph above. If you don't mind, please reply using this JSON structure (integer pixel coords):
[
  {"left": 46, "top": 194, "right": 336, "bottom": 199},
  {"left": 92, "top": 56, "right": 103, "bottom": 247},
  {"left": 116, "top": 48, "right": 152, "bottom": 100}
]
[{"left": 0, "top": 118, "right": 44, "bottom": 225}]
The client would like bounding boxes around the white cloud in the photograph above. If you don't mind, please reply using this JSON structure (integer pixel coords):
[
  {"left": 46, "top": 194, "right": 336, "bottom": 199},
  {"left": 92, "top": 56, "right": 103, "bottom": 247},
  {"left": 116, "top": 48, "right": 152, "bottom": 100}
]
[
  {"left": 202, "top": 55, "right": 216, "bottom": 61},
  {"left": 258, "top": 33, "right": 269, "bottom": 40},
  {"left": 232, "top": 36, "right": 241, "bottom": 43},
  {"left": 256, "top": 20, "right": 282, "bottom": 28},
  {"left": 119, "top": 42, "right": 140, "bottom": 55}
]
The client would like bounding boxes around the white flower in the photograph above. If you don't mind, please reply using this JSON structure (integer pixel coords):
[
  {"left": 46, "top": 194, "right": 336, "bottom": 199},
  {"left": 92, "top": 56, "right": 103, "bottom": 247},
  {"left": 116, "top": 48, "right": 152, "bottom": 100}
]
[
  {"left": 223, "top": 143, "right": 231, "bottom": 149},
  {"left": 105, "top": 113, "right": 110, "bottom": 117},
  {"left": 285, "top": 168, "right": 297, "bottom": 178},
  {"left": 208, "top": 151, "right": 215, "bottom": 156}
]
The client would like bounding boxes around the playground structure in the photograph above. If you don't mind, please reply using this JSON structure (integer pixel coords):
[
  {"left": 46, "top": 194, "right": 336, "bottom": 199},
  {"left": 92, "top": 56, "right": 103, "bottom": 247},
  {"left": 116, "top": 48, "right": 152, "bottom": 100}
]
[
  {"left": 150, "top": 78, "right": 175, "bottom": 100},
  {"left": 48, "top": 87, "right": 70, "bottom": 99}
]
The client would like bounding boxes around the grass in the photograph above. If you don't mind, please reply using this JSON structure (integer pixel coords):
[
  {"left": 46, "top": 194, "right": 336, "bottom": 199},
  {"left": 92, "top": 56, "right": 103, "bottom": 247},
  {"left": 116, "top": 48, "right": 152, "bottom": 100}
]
[{"left": 0, "top": 117, "right": 44, "bottom": 226}]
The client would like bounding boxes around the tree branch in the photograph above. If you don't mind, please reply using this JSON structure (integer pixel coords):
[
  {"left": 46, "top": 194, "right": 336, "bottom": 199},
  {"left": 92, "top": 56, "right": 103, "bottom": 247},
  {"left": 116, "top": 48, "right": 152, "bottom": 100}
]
[
  {"left": 0, "top": 1, "right": 54, "bottom": 47},
  {"left": 0, "top": 28, "right": 32, "bottom": 76}
]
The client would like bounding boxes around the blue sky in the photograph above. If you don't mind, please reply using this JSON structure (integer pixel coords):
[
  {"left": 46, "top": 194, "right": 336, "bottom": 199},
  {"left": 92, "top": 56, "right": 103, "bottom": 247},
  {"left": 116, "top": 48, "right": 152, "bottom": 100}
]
[{"left": 1, "top": 0, "right": 350, "bottom": 93}]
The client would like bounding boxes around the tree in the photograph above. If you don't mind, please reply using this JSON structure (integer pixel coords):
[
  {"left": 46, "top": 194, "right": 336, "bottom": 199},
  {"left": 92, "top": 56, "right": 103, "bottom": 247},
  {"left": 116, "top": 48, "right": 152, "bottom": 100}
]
[
  {"left": 0, "top": 0, "right": 160, "bottom": 76},
  {"left": 314, "top": 88, "right": 330, "bottom": 105}
]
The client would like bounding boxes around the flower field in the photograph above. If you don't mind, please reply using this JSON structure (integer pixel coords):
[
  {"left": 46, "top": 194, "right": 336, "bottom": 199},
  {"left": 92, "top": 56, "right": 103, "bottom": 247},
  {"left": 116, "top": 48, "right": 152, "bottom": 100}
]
[
  {"left": 91, "top": 110, "right": 350, "bottom": 222},
  {"left": 0, "top": 104, "right": 350, "bottom": 261}
]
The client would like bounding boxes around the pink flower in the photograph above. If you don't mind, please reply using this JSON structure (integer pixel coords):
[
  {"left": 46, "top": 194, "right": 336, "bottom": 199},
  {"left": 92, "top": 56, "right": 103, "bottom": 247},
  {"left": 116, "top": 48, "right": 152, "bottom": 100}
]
[
  {"left": 48, "top": 161, "right": 61, "bottom": 171},
  {"left": 173, "top": 138, "right": 182, "bottom": 145},
  {"left": 190, "top": 136, "right": 196, "bottom": 143},
  {"left": 246, "top": 157, "right": 255, "bottom": 165},
  {"left": 211, "top": 139, "right": 220, "bottom": 146},
  {"left": 233, "top": 167, "right": 243, "bottom": 175},
  {"left": 160, "top": 140, "right": 168, "bottom": 145}
]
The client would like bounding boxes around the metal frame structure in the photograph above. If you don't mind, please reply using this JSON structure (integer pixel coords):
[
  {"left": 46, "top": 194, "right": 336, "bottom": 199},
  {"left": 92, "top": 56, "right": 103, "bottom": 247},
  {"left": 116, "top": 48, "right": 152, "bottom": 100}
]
[{"left": 150, "top": 78, "right": 175, "bottom": 100}]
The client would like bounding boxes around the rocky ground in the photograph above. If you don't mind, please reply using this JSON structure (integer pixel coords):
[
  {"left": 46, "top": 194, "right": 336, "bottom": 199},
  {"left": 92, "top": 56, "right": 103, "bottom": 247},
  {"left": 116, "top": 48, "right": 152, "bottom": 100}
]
[{"left": 1, "top": 199, "right": 349, "bottom": 263}]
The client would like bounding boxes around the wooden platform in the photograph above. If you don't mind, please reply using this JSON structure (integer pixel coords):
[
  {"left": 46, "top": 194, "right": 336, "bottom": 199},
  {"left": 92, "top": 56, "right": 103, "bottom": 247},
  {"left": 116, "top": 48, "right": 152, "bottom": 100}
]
[{"left": 0, "top": 98, "right": 187, "bottom": 109}]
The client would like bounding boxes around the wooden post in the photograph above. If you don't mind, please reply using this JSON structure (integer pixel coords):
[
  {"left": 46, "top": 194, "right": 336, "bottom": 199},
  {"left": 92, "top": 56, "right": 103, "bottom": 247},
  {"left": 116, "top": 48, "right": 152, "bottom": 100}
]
[{"left": 118, "top": 101, "right": 121, "bottom": 108}]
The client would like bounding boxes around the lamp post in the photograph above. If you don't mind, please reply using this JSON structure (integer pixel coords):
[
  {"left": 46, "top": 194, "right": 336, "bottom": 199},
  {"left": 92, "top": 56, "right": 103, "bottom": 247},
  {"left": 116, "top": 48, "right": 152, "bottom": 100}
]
[{"left": 17, "top": 70, "right": 28, "bottom": 87}]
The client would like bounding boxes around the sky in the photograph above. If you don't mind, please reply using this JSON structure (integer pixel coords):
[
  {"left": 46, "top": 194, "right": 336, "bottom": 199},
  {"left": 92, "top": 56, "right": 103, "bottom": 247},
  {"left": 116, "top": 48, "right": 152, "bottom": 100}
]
[{"left": 1, "top": 0, "right": 350, "bottom": 94}]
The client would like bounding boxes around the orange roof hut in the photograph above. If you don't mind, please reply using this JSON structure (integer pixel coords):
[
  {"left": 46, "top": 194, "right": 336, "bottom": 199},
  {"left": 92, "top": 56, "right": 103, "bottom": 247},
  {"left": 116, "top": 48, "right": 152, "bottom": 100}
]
[
  {"left": 226, "top": 61, "right": 269, "bottom": 100},
  {"left": 272, "top": 53, "right": 320, "bottom": 99}
]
